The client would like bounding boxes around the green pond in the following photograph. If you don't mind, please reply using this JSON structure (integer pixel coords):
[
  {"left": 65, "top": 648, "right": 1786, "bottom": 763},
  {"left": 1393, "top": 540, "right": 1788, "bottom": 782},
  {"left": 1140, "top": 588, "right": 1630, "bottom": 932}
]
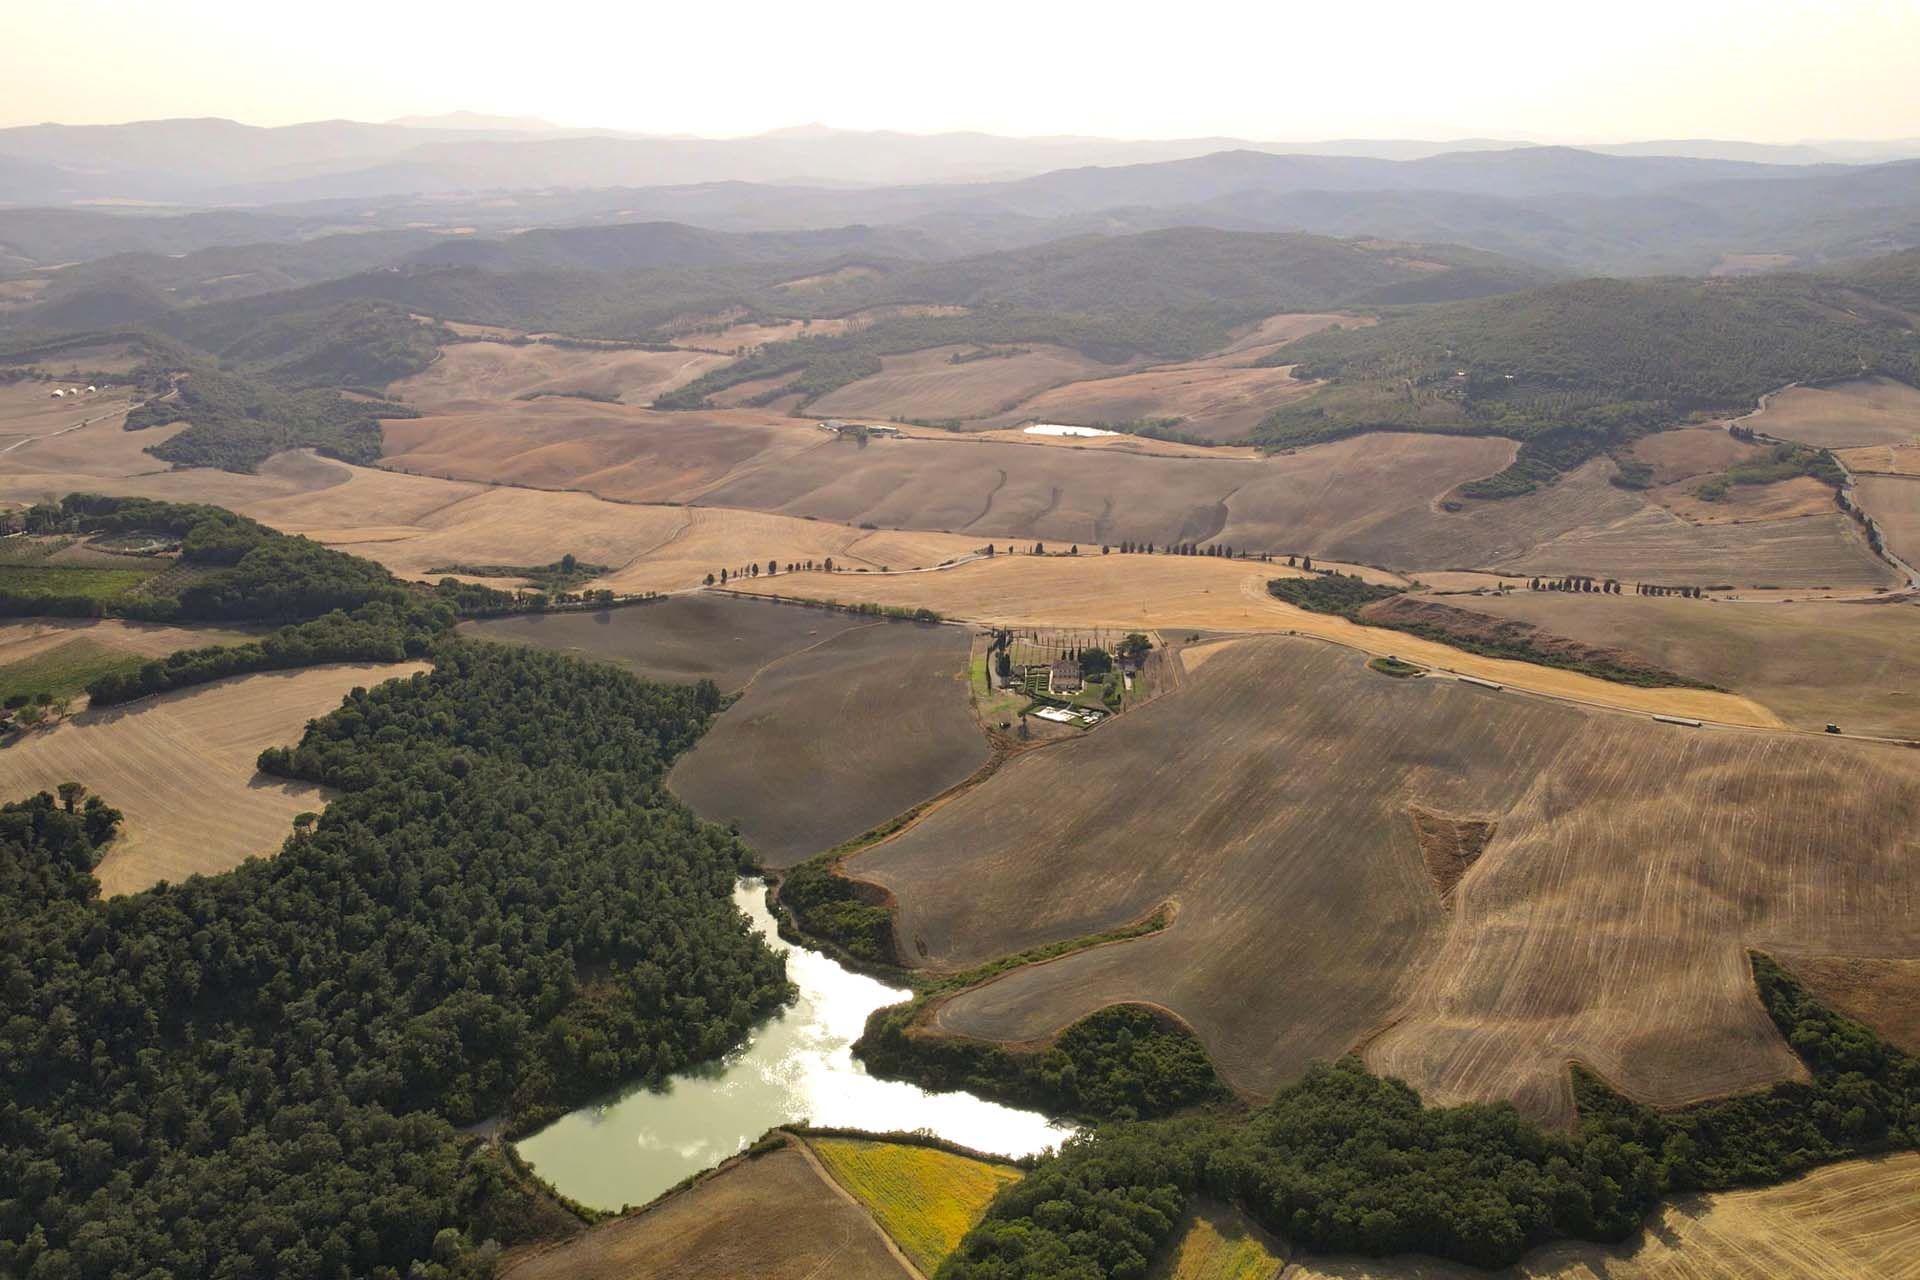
[{"left": 515, "top": 882, "right": 1073, "bottom": 1210}]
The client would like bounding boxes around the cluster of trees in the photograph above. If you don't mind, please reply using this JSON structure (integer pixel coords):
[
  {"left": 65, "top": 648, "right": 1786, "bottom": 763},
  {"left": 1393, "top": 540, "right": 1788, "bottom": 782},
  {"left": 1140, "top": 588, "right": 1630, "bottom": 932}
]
[
  {"left": 123, "top": 362, "right": 416, "bottom": 472},
  {"left": 1256, "top": 273, "right": 1920, "bottom": 498},
  {"left": 422, "top": 554, "right": 610, "bottom": 594},
  {"left": 1638, "top": 583, "right": 1706, "bottom": 598},
  {"left": 1, "top": 641, "right": 790, "bottom": 1278},
  {"left": 941, "top": 956, "right": 1920, "bottom": 1276},
  {"left": 1695, "top": 443, "right": 1843, "bottom": 501},
  {"left": 1528, "top": 576, "right": 1620, "bottom": 592},
  {"left": 1265, "top": 573, "right": 1404, "bottom": 618}
]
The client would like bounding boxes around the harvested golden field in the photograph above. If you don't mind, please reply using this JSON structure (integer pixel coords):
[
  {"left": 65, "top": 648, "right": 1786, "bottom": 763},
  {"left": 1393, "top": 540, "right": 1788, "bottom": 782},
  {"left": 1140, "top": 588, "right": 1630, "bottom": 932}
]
[
  {"left": 1838, "top": 439, "right": 1920, "bottom": 476},
  {"left": 0, "top": 383, "right": 132, "bottom": 448},
  {"left": 1437, "top": 591, "right": 1920, "bottom": 738},
  {"left": 1852, "top": 474, "right": 1920, "bottom": 568},
  {"left": 1290, "top": 1153, "right": 1920, "bottom": 1280},
  {"left": 0, "top": 663, "right": 424, "bottom": 895},
  {"left": 808, "top": 1137, "right": 1022, "bottom": 1274},
  {"left": 388, "top": 340, "right": 730, "bottom": 408},
  {"left": 1153, "top": 1200, "right": 1286, "bottom": 1280},
  {"left": 1748, "top": 376, "right": 1920, "bottom": 448},
  {"left": 378, "top": 399, "right": 813, "bottom": 503},
  {"left": 500, "top": 1146, "right": 911, "bottom": 1280},
  {"left": 668, "top": 619, "right": 988, "bottom": 866},
  {"left": 808, "top": 345, "right": 1129, "bottom": 421},
  {"left": 852, "top": 638, "right": 1920, "bottom": 1124},
  {"left": 1776, "top": 955, "right": 1920, "bottom": 1054},
  {"left": 667, "top": 304, "right": 966, "bottom": 353},
  {"left": 731, "top": 556, "right": 1782, "bottom": 726},
  {"left": 988, "top": 353, "right": 1317, "bottom": 443},
  {"left": 1648, "top": 475, "right": 1840, "bottom": 524}
]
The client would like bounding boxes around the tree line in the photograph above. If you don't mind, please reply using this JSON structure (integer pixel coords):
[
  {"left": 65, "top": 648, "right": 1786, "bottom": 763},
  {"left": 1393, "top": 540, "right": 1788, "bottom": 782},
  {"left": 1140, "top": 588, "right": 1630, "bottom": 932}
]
[{"left": 938, "top": 955, "right": 1920, "bottom": 1276}]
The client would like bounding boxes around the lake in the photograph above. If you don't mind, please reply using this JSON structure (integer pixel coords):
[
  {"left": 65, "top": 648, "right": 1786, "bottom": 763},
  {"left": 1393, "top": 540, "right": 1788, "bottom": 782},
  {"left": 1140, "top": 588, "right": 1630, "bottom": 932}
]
[{"left": 514, "top": 881, "right": 1074, "bottom": 1210}]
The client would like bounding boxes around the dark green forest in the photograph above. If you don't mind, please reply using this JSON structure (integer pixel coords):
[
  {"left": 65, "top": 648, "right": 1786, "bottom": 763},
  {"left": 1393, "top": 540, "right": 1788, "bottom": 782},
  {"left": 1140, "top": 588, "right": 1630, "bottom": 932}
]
[
  {"left": 0, "top": 642, "right": 789, "bottom": 1279},
  {"left": 1256, "top": 269, "right": 1920, "bottom": 497},
  {"left": 123, "top": 362, "right": 415, "bottom": 472},
  {"left": 935, "top": 955, "right": 1920, "bottom": 1278}
]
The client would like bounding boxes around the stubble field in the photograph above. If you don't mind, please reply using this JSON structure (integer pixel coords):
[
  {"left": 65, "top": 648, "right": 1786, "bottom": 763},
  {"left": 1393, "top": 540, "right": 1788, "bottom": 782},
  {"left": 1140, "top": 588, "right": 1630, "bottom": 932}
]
[
  {"left": 1, "top": 662, "right": 425, "bottom": 895},
  {"left": 850, "top": 638, "right": 1920, "bottom": 1125},
  {"left": 1850, "top": 474, "right": 1920, "bottom": 568}
]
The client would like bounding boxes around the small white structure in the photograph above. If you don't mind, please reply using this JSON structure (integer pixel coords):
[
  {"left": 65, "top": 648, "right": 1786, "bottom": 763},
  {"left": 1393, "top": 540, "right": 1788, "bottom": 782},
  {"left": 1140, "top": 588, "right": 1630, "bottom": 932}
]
[
  {"left": 85, "top": 385, "right": 97, "bottom": 393},
  {"left": 50, "top": 389, "right": 65, "bottom": 398},
  {"left": 1024, "top": 423, "right": 1117, "bottom": 438}
]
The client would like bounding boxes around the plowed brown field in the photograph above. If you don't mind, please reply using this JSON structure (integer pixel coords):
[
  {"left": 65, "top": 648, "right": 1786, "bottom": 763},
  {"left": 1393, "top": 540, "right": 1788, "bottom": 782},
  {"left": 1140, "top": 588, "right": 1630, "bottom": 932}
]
[
  {"left": 668, "top": 619, "right": 988, "bottom": 866},
  {"left": 1776, "top": 955, "right": 1920, "bottom": 1055},
  {"left": 500, "top": 1146, "right": 910, "bottom": 1280},
  {"left": 1290, "top": 1153, "right": 1920, "bottom": 1280},
  {"left": 851, "top": 638, "right": 1920, "bottom": 1124},
  {"left": 1623, "top": 426, "right": 1759, "bottom": 484},
  {"left": 0, "top": 663, "right": 425, "bottom": 895}
]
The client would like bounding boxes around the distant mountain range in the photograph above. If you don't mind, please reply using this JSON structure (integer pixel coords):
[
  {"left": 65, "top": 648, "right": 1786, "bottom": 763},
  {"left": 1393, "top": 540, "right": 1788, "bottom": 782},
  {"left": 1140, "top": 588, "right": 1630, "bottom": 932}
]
[{"left": 4, "top": 116, "right": 1919, "bottom": 207}]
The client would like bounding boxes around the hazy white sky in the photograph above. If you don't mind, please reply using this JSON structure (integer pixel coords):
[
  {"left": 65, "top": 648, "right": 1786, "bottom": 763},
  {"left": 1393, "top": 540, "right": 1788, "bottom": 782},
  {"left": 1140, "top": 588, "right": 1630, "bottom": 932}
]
[{"left": 3, "top": 0, "right": 1917, "bottom": 141}]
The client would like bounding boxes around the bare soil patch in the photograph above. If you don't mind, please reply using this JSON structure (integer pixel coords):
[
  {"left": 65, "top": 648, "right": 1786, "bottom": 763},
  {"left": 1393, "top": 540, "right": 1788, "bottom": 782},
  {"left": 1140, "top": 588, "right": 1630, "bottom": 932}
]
[
  {"left": 668, "top": 619, "right": 988, "bottom": 867},
  {"left": 860, "top": 638, "right": 1920, "bottom": 1125},
  {"left": 1216, "top": 311, "right": 1375, "bottom": 356},
  {"left": 2, "top": 663, "right": 424, "bottom": 896},
  {"left": 1408, "top": 805, "right": 1498, "bottom": 905},
  {"left": 1749, "top": 377, "right": 1920, "bottom": 448},
  {"left": 500, "top": 1146, "right": 910, "bottom": 1280}
]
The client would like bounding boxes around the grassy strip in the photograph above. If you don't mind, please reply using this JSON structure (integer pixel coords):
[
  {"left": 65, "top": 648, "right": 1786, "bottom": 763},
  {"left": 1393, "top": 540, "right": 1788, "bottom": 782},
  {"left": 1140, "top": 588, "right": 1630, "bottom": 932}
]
[
  {"left": 0, "top": 638, "right": 147, "bottom": 707},
  {"left": 1368, "top": 656, "right": 1422, "bottom": 678}
]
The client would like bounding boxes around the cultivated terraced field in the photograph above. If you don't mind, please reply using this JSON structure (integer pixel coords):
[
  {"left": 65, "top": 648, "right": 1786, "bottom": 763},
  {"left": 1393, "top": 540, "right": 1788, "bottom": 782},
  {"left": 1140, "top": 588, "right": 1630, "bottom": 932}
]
[
  {"left": 808, "top": 1137, "right": 1021, "bottom": 1275},
  {"left": 851, "top": 638, "right": 1920, "bottom": 1125},
  {"left": 1, "top": 662, "right": 425, "bottom": 895},
  {"left": 388, "top": 340, "right": 729, "bottom": 408},
  {"left": 668, "top": 619, "right": 988, "bottom": 867},
  {"left": 500, "top": 1146, "right": 910, "bottom": 1280},
  {"left": 1424, "top": 592, "right": 1920, "bottom": 738},
  {"left": 807, "top": 345, "right": 1132, "bottom": 421},
  {"left": 732, "top": 557, "right": 1782, "bottom": 725},
  {"left": 1291, "top": 1154, "right": 1920, "bottom": 1279},
  {"left": 461, "top": 595, "right": 872, "bottom": 691},
  {"left": 1747, "top": 377, "right": 1920, "bottom": 448}
]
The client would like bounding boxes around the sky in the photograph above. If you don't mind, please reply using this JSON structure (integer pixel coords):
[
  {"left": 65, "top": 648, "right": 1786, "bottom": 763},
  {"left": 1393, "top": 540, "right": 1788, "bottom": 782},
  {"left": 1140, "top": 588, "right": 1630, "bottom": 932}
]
[{"left": 3, "top": 0, "right": 1918, "bottom": 142}]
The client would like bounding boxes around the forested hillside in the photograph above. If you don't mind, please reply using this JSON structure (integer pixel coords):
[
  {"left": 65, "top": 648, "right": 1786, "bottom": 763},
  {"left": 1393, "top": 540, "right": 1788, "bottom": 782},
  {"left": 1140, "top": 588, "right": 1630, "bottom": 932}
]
[
  {"left": 1257, "top": 268, "right": 1920, "bottom": 496},
  {"left": 0, "top": 642, "right": 788, "bottom": 1278}
]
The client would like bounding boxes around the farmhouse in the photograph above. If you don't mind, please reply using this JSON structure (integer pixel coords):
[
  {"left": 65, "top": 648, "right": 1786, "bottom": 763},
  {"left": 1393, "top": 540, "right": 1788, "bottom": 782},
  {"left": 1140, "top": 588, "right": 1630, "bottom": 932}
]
[{"left": 1050, "top": 658, "right": 1083, "bottom": 693}]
